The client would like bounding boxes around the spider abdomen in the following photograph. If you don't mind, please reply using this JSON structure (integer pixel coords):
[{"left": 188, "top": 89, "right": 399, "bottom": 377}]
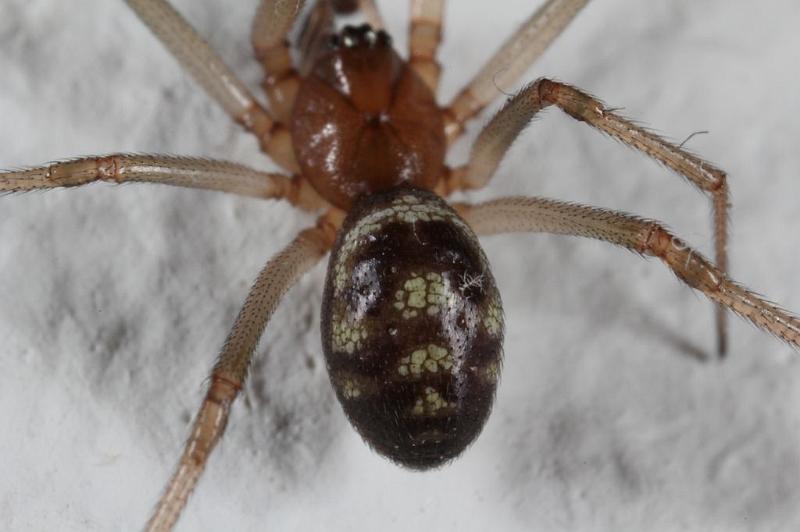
[{"left": 321, "top": 187, "right": 504, "bottom": 469}]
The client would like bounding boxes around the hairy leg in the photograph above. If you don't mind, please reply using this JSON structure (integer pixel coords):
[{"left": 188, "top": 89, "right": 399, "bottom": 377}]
[
  {"left": 443, "top": 0, "right": 589, "bottom": 142},
  {"left": 125, "top": 0, "right": 297, "bottom": 171},
  {"left": 0, "top": 154, "right": 325, "bottom": 210},
  {"left": 144, "top": 211, "right": 341, "bottom": 532},
  {"left": 447, "top": 78, "right": 730, "bottom": 354},
  {"left": 252, "top": 0, "right": 305, "bottom": 124},
  {"left": 456, "top": 197, "right": 797, "bottom": 349}
]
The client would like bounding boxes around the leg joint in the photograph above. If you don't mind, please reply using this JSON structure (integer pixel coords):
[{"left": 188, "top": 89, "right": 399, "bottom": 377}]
[
  {"left": 641, "top": 223, "right": 674, "bottom": 258},
  {"left": 96, "top": 156, "right": 122, "bottom": 183},
  {"left": 207, "top": 374, "right": 241, "bottom": 405},
  {"left": 707, "top": 169, "right": 729, "bottom": 192}
]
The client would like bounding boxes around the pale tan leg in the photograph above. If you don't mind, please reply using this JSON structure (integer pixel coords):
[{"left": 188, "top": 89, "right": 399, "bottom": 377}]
[
  {"left": 356, "top": 0, "right": 386, "bottom": 29},
  {"left": 409, "top": 0, "right": 444, "bottom": 92},
  {"left": 252, "top": 1, "right": 305, "bottom": 124},
  {"left": 125, "top": 0, "right": 298, "bottom": 172},
  {"left": 456, "top": 197, "right": 800, "bottom": 350},
  {"left": 144, "top": 211, "right": 341, "bottom": 532},
  {"left": 447, "top": 78, "right": 730, "bottom": 354},
  {"left": 444, "top": 0, "right": 589, "bottom": 142},
  {"left": 0, "top": 154, "right": 324, "bottom": 209}
]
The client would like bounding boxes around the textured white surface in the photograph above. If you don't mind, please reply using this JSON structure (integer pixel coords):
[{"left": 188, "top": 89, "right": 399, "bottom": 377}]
[{"left": 1, "top": 1, "right": 800, "bottom": 531}]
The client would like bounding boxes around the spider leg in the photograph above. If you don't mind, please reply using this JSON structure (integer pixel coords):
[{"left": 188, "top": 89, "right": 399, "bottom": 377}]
[
  {"left": 409, "top": 0, "right": 445, "bottom": 92},
  {"left": 446, "top": 78, "right": 731, "bottom": 355},
  {"left": 443, "top": 0, "right": 589, "bottom": 143},
  {"left": 0, "top": 154, "right": 326, "bottom": 210},
  {"left": 456, "top": 197, "right": 800, "bottom": 350},
  {"left": 145, "top": 210, "right": 341, "bottom": 532},
  {"left": 252, "top": 1, "right": 305, "bottom": 125},
  {"left": 352, "top": 0, "right": 386, "bottom": 29},
  {"left": 125, "top": 0, "right": 298, "bottom": 172}
]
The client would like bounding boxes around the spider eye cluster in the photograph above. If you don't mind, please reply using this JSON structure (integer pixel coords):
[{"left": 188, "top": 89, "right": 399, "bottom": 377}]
[
  {"left": 321, "top": 186, "right": 505, "bottom": 468},
  {"left": 327, "top": 24, "right": 392, "bottom": 50}
]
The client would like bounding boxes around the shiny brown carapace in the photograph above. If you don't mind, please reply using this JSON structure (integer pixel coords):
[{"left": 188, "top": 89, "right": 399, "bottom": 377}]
[
  {"left": 3, "top": 1, "right": 800, "bottom": 531},
  {"left": 292, "top": 24, "right": 446, "bottom": 209}
]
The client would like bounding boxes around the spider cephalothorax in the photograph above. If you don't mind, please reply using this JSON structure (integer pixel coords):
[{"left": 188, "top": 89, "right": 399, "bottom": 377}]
[{"left": 292, "top": 23, "right": 446, "bottom": 209}]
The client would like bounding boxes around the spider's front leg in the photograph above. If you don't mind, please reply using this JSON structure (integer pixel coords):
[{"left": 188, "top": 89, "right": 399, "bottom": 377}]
[
  {"left": 126, "top": 0, "right": 297, "bottom": 172},
  {"left": 456, "top": 198, "right": 800, "bottom": 348},
  {"left": 251, "top": 0, "right": 305, "bottom": 124},
  {"left": 357, "top": 0, "right": 385, "bottom": 29},
  {"left": 443, "top": 0, "right": 590, "bottom": 142},
  {"left": 328, "top": 0, "right": 386, "bottom": 28},
  {"left": 408, "top": 0, "right": 445, "bottom": 92},
  {"left": 145, "top": 210, "right": 341, "bottom": 532}
]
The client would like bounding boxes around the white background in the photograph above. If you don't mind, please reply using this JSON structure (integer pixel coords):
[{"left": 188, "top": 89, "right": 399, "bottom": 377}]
[{"left": 1, "top": 1, "right": 799, "bottom": 531}]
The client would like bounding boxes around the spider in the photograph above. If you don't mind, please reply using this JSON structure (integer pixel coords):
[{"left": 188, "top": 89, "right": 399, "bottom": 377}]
[{"left": 1, "top": 0, "right": 800, "bottom": 528}]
